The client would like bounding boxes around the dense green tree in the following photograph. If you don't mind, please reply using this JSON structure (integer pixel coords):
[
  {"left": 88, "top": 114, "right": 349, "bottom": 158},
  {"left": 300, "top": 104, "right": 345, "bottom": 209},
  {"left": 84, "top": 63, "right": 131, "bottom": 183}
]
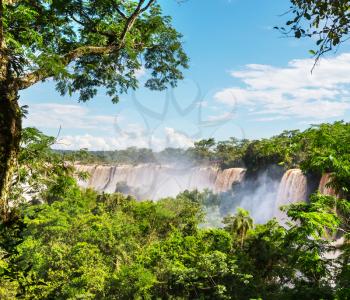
[
  {"left": 0, "top": 0, "right": 188, "bottom": 220},
  {"left": 8, "top": 189, "right": 204, "bottom": 299},
  {"left": 190, "top": 138, "right": 216, "bottom": 163},
  {"left": 299, "top": 122, "right": 350, "bottom": 198},
  {"left": 215, "top": 138, "right": 249, "bottom": 169},
  {"left": 1, "top": 184, "right": 346, "bottom": 299},
  {"left": 14, "top": 128, "right": 84, "bottom": 204}
]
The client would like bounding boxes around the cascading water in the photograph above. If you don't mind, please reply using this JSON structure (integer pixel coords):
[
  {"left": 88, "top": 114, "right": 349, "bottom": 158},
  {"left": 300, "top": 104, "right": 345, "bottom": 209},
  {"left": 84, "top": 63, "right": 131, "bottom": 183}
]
[
  {"left": 76, "top": 164, "right": 223, "bottom": 200},
  {"left": 275, "top": 169, "right": 308, "bottom": 220},
  {"left": 232, "top": 171, "right": 281, "bottom": 224},
  {"left": 76, "top": 164, "right": 334, "bottom": 225},
  {"left": 214, "top": 168, "right": 246, "bottom": 193}
]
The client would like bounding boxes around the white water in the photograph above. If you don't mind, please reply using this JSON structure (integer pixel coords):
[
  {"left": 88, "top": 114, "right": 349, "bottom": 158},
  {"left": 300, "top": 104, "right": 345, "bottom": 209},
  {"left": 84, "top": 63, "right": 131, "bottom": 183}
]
[
  {"left": 77, "top": 165, "right": 339, "bottom": 224},
  {"left": 235, "top": 171, "right": 281, "bottom": 224},
  {"left": 76, "top": 164, "right": 245, "bottom": 200},
  {"left": 275, "top": 169, "right": 308, "bottom": 221}
]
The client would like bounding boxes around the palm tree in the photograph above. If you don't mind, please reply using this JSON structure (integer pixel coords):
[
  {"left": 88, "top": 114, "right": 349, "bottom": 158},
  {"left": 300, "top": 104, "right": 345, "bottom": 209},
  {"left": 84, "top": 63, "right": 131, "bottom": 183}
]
[{"left": 223, "top": 208, "right": 254, "bottom": 248}]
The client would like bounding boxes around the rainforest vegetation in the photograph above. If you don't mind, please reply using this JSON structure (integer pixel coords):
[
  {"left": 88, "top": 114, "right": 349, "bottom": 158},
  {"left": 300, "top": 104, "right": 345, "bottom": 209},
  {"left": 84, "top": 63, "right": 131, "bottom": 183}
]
[
  {"left": 0, "top": 121, "right": 349, "bottom": 299},
  {"left": 1, "top": 0, "right": 350, "bottom": 299}
]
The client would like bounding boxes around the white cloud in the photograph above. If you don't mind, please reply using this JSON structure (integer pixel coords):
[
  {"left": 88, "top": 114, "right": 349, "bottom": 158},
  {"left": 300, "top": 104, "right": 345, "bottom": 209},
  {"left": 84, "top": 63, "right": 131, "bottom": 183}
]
[
  {"left": 57, "top": 135, "right": 117, "bottom": 150},
  {"left": 164, "top": 127, "right": 194, "bottom": 149},
  {"left": 207, "top": 112, "right": 235, "bottom": 122},
  {"left": 26, "top": 103, "right": 195, "bottom": 151},
  {"left": 214, "top": 53, "right": 350, "bottom": 120},
  {"left": 25, "top": 103, "right": 119, "bottom": 130},
  {"left": 54, "top": 127, "right": 194, "bottom": 151}
]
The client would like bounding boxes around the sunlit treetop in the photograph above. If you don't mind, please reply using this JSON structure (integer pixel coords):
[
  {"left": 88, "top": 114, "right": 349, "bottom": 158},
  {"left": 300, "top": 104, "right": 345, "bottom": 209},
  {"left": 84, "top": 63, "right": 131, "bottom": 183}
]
[{"left": 4, "top": 0, "right": 189, "bottom": 102}]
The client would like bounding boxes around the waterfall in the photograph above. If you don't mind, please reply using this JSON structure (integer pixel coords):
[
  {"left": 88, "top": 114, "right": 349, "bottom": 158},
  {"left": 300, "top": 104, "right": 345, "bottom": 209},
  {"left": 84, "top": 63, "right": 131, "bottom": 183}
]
[
  {"left": 235, "top": 171, "right": 280, "bottom": 224},
  {"left": 76, "top": 164, "right": 338, "bottom": 226},
  {"left": 319, "top": 173, "right": 337, "bottom": 197},
  {"left": 275, "top": 169, "right": 308, "bottom": 220},
  {"left": 214, "top": 168, "right": 246, "bottom": 193},
  {"left": 75, "top": 164, "right": 220, "bottom": 200},
  {"left": 77, "top": 164, "right": 337, "bottom": 222}
]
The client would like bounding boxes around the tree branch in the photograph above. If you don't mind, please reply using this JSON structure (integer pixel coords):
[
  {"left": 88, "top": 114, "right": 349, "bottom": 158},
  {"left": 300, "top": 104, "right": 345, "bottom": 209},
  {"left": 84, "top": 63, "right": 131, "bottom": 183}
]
[
  {"left": 69, "top": 13, "right": 86, "bottom": 26},
  {"left": 16, "top": 45, "right": 118, "bottom": 90},
  {"left": 118, "top": 0, "right": 155, "bottom": 46},
  {"left": 114, "top": 4, "right": 127, "bottom": 19},
  {"left": 140, "top": 0, "right": 156, "bottom": 13},
  {"left": 118, "top": 0, "right": 145, "bottom": 45},
  {"left": 16, "top": 0, "right": 157, "bottom": 90},
  {"left": 69, "top": 12, "right": 116, "bottom": 41}
]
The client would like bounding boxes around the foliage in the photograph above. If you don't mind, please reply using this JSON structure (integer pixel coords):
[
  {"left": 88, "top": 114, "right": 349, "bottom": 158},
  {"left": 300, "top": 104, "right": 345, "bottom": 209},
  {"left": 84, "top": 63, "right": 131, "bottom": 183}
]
[
  {"left": 3, "top": 189, "right": 203, "bottom": 299},
  {"left": 223, "top": 208, "right": 253, "bottom": 248},
  {"left": 10, "top": 127, "right": 85, "bottom": 208},
  {"left": 189, "top": 138, "right": 216, "bottom": 164},
  {"left": 299, "top": 122, "right": 350, "bottom": 197},
  {"left": 0, "top": 186, "right": 348, "bottom": 299},
  {"left": 1, "top": 123, "right": 350, "bottom": 299},
  {"left": 7, "top": 0, "right": 189, "bottom": 102},
  {"left": 214, "top": 138, "right": 250, "bottom": 169},
  {"left": 277, "top": 0, "right": 350, "bottom": 63}
]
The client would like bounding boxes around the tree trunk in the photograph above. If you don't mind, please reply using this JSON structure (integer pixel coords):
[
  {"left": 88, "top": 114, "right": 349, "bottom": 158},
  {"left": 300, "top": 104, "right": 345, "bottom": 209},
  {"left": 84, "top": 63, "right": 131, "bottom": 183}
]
[
  {"left": 0, "top": 0, "right": 22, "bottom": 222},
  {"left": 0, "top": 85, "right": 21, "bottom": 222}
]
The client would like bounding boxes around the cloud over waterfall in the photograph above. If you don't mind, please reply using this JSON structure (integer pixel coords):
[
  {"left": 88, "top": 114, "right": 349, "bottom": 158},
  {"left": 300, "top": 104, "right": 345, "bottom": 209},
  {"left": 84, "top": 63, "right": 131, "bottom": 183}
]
[{"left": 54, "top": 127, "right": 194, "bottom": 151}]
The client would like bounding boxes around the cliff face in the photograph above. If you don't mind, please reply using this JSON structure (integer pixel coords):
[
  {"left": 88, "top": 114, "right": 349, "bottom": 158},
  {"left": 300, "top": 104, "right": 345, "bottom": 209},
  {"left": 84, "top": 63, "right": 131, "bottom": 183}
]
[
  {"left": 318, "top": 173, "right": 338, "bottom": 197},
  {"left": 214, "top": 168, "right": 246, "bottom": 193}
]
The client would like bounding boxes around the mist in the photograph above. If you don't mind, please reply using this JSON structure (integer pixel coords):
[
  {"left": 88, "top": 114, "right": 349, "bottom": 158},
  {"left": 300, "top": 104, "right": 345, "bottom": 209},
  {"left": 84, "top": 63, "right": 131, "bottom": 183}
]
[{"left": 76, "top": 162, "right": 324, "bottom": 226}]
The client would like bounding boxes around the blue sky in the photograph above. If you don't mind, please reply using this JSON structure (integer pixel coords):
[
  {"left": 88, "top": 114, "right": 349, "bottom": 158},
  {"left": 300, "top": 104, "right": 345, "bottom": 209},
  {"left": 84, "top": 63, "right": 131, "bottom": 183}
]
[{"left": 21, "top": 0, "right": 350, "bottom": 150}]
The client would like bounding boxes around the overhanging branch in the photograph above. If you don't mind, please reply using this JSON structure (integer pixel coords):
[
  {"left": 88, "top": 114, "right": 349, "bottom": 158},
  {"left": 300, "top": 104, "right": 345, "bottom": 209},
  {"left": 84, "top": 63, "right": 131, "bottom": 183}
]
[
  {"left": 16, "top": 0, "right": 157, "bottom": 90},
  {"left": 16, "top": 45, "right": 118, "bottom": 90}
]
